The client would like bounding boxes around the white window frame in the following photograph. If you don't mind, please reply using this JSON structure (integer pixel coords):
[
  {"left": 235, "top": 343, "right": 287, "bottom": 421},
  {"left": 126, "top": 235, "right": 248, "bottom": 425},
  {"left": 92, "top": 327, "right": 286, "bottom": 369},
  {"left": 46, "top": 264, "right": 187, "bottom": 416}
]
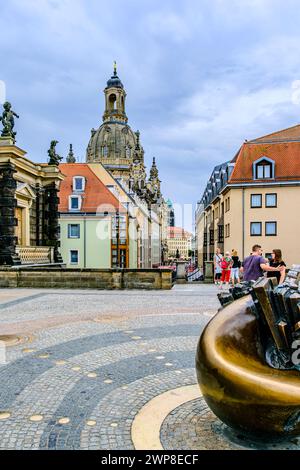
[
  {"left": 253, "top": 156, "right": 275, "bottom": 180},
  {"left": 69, "top": 249, "right": 79, "bottom": 265},
  {"left": 73, "top": 176, "right": 85, "bottom": 192},
  {"left": 69, "top": 195, "right": 82, "bottom": 211},
  {"left": 68, "top": 224, "right": 80, "bottom": 239}
]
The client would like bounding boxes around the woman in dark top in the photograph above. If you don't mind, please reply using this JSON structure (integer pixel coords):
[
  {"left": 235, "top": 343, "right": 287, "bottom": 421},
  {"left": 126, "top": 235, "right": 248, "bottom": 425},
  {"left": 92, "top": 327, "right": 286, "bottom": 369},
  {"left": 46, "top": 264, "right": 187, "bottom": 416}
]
[
  {"left": 267, "top": 249, "right": 286, "bottom": 284},
  {"left": 231, "top": 249, "right": 241, "bottom": 285}
]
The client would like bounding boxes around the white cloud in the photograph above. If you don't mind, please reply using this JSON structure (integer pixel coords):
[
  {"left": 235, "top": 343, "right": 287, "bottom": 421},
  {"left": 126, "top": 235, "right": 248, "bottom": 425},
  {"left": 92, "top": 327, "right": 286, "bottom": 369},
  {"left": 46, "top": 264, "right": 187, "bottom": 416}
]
[
  {"left": 2, "top": 0, "right": 300, "bottom": 212},
  {"left": 147, "top": 82, "right": 291, "bottom": 149},
  {"left": 144, "top": 11, "right": 192, "bottom": 43}
]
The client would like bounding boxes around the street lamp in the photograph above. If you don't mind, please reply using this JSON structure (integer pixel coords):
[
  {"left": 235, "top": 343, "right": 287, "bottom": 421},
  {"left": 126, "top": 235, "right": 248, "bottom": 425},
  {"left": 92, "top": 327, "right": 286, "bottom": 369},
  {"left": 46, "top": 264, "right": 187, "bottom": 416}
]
[{"left": 116, "top": 209, "right": 120, "bottom": 268}]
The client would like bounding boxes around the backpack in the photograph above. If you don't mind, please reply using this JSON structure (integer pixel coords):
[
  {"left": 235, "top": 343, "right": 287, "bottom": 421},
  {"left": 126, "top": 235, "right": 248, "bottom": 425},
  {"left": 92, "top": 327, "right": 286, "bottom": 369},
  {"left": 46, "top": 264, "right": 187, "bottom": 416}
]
[{"left": 221, "top": 258, "right": 230, "bottom": 269}]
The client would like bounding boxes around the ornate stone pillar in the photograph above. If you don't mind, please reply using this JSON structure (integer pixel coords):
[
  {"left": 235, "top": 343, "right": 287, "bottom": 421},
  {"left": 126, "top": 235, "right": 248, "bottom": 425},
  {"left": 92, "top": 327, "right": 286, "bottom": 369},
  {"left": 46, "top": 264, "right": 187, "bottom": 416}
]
[
  {"left": 45, "top": 182, "right": 63, "bottom": 263},
  {"left": 35, "top": 184, "right": 45, "bottom": 246},
  {"left": 0, "top": 162, "right": 21, "bottom": 265}
]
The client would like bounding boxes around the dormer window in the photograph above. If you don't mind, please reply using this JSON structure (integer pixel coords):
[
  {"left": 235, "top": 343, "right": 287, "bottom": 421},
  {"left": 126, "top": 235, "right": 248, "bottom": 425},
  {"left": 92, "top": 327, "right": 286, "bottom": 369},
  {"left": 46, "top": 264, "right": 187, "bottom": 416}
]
[
  {"left": 69, "top": 195, "right": 82, "bottom": 211},
  {"left": 73, "top": 176, "right": 85, "bottom": 192},
  {"left": 253, "top": 157, "right": 275, "bottom": 180},
  {"left": 257, "top": 162, "right": 271, "bottom": 178}
]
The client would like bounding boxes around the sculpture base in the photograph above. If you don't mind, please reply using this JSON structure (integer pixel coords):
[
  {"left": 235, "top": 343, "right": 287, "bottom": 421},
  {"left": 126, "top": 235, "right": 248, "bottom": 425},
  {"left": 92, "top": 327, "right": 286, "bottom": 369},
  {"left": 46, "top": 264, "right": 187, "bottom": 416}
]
[
  {"left": 176, "top": 261, "right": 186, "bottom": 282},
  {"left": 0, "top": 136, "right": 15, "bottom": 146}
]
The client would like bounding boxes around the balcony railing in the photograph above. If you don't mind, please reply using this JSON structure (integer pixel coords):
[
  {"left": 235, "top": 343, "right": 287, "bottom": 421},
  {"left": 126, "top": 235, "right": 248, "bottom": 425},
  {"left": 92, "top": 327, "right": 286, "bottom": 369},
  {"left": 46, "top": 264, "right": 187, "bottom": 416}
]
[{"left": 16, "top": 246, "right": 54, "bottom": 265}]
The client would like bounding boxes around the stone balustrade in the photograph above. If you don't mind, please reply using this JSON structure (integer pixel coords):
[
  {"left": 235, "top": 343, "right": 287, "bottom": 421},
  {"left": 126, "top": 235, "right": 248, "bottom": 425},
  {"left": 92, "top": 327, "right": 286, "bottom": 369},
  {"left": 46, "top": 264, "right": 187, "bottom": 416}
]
[{"left": 15, "top": 246, "right": 54, "bottom": 265}]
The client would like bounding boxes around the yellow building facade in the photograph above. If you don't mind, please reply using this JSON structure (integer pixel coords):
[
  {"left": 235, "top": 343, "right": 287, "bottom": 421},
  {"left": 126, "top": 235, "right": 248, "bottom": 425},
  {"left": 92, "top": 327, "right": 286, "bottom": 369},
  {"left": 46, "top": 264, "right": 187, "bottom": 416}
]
[{"left": 196, "top": 124, "right": 300, "bottom": 270}]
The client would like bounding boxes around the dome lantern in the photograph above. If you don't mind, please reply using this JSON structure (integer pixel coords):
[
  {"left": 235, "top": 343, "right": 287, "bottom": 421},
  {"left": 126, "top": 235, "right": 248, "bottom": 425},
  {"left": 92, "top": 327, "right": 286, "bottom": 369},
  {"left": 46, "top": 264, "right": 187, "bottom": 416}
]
[{"left": 103, "top": 62, "right": 127, "bottom": 124}]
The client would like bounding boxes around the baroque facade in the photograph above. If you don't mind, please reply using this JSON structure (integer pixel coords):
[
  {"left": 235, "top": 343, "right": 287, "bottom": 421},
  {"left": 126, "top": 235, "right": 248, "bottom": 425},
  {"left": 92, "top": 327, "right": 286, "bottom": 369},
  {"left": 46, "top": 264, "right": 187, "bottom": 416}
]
[
  {"left": 196, "top": 124, "right": 300, "bottom": 270},
  {"left": 58, "top": 66, "right": 168, "bottom": 268},
  {"left": 0, "top": 137, "right": 64, "bottom": 266},
  {"left": 86, "top": 64, "right": 163, "bottom": 207}
]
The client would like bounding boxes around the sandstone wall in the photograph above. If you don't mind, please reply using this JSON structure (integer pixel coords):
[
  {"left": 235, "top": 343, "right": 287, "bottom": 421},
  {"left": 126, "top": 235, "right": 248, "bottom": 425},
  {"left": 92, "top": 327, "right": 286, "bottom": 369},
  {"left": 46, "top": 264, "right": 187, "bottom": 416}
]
[{"left": 0, "top": 268, "right": 173, "bottom": 290}]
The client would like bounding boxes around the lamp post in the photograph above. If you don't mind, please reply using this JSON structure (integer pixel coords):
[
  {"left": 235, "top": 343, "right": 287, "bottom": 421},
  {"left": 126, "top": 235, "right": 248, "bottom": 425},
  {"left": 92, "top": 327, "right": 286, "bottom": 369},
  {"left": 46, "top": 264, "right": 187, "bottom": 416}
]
[{"left": 116, "top": 209, "right": 120, "bottom": 268}]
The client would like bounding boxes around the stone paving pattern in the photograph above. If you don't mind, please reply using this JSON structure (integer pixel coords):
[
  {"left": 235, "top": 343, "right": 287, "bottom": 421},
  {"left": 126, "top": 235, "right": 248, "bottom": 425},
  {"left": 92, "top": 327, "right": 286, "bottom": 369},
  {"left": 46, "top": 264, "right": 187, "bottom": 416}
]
[
  {"left": 160, "top": 398, "right": 300, "bottom": 450},
  {"left": 2, "top": 284, "right": 296, "bottom": 450},
  {"left": 0, "top": 285, "right": 218, "bottom": 450}
]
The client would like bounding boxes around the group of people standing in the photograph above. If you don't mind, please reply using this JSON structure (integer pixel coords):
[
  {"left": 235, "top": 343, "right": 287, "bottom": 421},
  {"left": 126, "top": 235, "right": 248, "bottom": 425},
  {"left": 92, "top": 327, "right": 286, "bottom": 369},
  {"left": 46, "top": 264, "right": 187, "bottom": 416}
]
[{"left": 214, "top": 244, "right": 286, "bottom": 288}]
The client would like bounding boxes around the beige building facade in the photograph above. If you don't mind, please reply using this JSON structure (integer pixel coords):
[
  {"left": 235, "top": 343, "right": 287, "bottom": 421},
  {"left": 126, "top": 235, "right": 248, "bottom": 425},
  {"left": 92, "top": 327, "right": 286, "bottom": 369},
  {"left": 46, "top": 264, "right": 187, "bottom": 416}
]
[
  {"left": 167, "top": 226, "right": 192, "bottom": 260},
  {"left": 221, "top": 185, "right": 300, "bottom": 267},
  {"left": 196, "top": 124, "right": 300, "bottom": 270}
]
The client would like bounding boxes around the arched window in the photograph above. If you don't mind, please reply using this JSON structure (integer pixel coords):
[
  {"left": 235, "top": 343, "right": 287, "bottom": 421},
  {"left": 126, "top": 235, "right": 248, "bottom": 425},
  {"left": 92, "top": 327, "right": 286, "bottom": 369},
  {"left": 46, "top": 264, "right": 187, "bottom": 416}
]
[
  {"left": 253, "top": 157, "right": 275, "bottom": 180},
  {"left": 102, "top": 146, "right": 109, "bottom": 158},
  {"left": 109, "top": 94, "right": 117, "bottom": 111},
  {"left": 125, "top": 145, "right": 131, "bottom": 158}
]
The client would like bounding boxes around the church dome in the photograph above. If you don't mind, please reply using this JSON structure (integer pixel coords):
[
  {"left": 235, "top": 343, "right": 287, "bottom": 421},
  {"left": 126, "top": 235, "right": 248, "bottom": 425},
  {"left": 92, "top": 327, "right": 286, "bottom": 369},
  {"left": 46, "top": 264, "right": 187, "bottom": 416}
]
[
  {"left": 106, "top": 62, "right": 124, "bottom": 89},
  {"left": 106, "top": 73, "right": 124, "bottom": 89},
  {"left": 86, "top": 122, "right": 142, "bottom": 163},
  {"left": 86, "top": 65, "right": 145, "bottom": 181}
]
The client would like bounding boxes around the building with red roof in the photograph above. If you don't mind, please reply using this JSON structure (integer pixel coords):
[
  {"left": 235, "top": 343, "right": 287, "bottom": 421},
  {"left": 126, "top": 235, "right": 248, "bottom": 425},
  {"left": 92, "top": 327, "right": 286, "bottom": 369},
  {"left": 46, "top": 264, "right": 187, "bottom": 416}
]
[
  {"left": 196, "top": 124, "right": 300, "bottom": 270},
  {"left": 58, "top": 163, "right": 128, "bottom": 268}
]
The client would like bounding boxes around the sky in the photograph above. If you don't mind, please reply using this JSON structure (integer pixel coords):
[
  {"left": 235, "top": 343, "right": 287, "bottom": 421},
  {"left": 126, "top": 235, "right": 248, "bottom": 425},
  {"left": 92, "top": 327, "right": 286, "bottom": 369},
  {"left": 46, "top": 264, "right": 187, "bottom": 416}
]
[{"left": 1, "top": 0, "right": 300, "bottom": 232}]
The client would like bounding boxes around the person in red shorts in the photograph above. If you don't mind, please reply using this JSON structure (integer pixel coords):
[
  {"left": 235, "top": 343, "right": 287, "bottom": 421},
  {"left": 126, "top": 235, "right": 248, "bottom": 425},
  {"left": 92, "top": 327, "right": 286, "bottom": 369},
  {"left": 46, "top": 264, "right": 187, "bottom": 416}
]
[{"left": 219, "top": 251, "right": 233, "bottom": 289}]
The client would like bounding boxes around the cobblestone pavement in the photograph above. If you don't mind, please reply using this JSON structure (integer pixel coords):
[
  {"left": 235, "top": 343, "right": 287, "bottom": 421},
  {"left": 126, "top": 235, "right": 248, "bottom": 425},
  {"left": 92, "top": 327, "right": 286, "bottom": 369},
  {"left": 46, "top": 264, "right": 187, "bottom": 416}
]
[
  {"left": 0, "top": 284, "right": 219, "bottom": 450},
  {"left": 160, "top": 398, "right": 300, "bottom": 450},
  {"left": 1, "top": 284, "right": 299, "bottom": 450}
]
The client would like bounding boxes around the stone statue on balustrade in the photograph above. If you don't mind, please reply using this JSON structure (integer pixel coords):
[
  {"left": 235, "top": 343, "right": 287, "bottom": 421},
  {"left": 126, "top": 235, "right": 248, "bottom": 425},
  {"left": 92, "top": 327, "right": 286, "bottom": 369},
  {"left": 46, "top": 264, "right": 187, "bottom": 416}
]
[
  {"left": 0, "top": 101, "right": 19, "bottom": 141},
  {"left": 48, "top": 140, "right": 63, "bottom": 166}
]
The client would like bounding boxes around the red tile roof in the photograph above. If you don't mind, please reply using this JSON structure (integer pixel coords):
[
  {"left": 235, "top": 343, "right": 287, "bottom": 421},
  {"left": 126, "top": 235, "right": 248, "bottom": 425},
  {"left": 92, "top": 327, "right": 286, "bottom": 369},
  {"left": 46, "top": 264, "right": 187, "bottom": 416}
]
[
  {"left": 248, "top": 124, "right": 300, "bottom": 143},
  {"left": 58, "top": 164, "right": 125, "bottom": 213},
  {"left": 167, "top": 226, "right": 192, "bottom": 239},
  {"left": 229, "top": 139, "right": 300, "bottom": 184}
]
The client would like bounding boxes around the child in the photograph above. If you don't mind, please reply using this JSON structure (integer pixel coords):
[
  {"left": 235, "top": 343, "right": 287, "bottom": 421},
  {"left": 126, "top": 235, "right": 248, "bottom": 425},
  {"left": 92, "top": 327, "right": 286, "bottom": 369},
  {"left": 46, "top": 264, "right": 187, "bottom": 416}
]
[{"left": 219, "top": 251, "right": 233, "bottom": 289}]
